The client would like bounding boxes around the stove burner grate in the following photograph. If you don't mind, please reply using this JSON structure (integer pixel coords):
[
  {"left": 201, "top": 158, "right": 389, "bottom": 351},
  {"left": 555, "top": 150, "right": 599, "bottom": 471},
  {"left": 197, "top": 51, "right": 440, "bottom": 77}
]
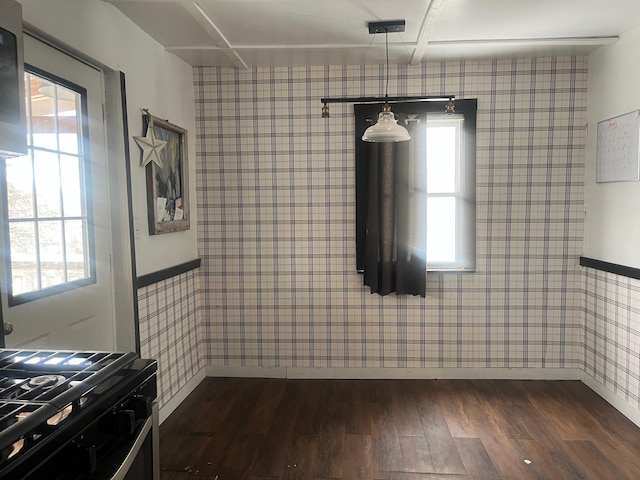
[{"left": 21, "top": 375, "right": 66, "bottom": 391}]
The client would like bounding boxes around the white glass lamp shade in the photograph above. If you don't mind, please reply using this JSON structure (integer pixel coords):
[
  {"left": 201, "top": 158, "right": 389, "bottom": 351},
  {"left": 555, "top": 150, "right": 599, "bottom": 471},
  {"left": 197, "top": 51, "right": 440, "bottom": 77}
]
[{"left": 362, "top": 104, "right": 411, "bottom": 142}]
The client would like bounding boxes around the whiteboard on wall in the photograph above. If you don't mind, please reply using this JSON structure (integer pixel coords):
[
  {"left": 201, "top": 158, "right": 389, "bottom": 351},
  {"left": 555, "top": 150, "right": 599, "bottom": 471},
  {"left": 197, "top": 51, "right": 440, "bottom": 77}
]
[{"left": 596, "top": 110, "right": 640, "bottom": 183}]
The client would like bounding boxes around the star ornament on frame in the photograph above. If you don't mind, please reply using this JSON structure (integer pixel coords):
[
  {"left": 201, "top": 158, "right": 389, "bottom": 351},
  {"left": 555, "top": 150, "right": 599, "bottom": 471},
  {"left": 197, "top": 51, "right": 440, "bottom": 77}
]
[{"left": 134, "top": 115, "right": 167, "bottom": 169}]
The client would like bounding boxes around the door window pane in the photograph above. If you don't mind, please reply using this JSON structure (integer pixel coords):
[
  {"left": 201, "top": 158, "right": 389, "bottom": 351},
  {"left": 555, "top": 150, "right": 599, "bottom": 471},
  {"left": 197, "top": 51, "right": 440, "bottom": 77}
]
[
  {"left": 5, "top": 155, "right": 34, "bottom": 219},
  {"left": 38, "top": 220, "right": 65, "bottom": 288},
  {"left": 9, "top": 222, "right": 38, "bottom": 296},
  {"left": 29, "top": 77, "right": 58, "bottom": 151},
  {"left": 65, "top": 219, "right": 88, "bottom": 281},
  {"left": 56, "top": 86, "right": 81, "bottom": 155},
  {"left": 60, "top": 155, "right": 83, "bottom": 217},
  {"left": 34, "top": 150, "right": 61, "bottom": 218}
]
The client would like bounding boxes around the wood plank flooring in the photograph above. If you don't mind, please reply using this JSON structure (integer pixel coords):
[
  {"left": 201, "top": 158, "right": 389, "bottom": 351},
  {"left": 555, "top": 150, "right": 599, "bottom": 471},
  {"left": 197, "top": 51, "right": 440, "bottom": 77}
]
[{"left": 159, "top": 378, "right": 640, "bottom": 479}]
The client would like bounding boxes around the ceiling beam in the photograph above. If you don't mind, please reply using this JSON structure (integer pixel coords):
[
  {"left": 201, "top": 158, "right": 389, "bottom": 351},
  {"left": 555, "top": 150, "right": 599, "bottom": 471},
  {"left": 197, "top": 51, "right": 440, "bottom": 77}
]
[
  {"left": 164, "top": 36, "right": 618, "bottom": 52},
  {"left": 103, "top": 0, "right": 190, "bottom": 2},
  {"left": 181, "top": 1, "right": 248, "bottom": 69},
  {"left": 410, "top": 0, "right": 446, "bottom": 65},
  {"left": 427, "top": 36, "right": 619, "bottom": 48},
  {"left": 169, "top": 42, "right": 414, "bottom": 50}
]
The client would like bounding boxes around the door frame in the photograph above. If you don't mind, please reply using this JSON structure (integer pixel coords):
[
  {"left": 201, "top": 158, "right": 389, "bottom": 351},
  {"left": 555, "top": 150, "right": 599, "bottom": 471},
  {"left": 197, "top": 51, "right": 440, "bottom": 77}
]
[{"left": 0, "top": 30, "right": 138, "bottom": 352}]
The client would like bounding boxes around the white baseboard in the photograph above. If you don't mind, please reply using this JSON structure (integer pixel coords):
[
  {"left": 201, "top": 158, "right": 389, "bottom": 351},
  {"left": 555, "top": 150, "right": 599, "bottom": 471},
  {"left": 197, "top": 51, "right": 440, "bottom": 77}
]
[
  {"left": 581, "top": 372, "right": 640, "bottom": 428},
  {"left": 206, "top": 365, "right": 288, "bottom": 378},
  {"left": 159, "top": 367, "right": 207, "bottom": 424},
  {"left": 205, "top": 365, "right": 581, "bottom": 380}
]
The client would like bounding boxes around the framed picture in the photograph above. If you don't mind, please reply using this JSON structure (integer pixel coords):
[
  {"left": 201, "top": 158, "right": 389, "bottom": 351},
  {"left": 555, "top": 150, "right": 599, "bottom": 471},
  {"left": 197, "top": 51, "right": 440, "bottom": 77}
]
[{"left": 143, "top": 114, "right": 190, "bottom": 235}]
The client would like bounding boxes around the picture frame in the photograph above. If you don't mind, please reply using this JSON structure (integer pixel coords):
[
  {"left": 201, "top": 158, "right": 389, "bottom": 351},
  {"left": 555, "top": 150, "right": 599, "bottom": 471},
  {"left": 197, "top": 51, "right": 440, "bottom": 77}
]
[{"left": 143, "top": 114, "right": 190, "bottom": 235}]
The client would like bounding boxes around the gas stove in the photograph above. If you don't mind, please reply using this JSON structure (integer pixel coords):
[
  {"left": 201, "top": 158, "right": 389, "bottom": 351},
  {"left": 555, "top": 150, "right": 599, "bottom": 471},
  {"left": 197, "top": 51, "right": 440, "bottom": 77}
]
[{"left": 0, "top": 349, "right": 157, "bottom": 479}]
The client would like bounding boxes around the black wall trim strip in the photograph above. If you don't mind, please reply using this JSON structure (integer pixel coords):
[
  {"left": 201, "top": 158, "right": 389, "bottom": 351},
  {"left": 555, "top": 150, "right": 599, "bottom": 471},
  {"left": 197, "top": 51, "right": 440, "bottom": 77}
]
[
  {"left": 120, "top": 72, "right": 141, "bottom": 354},
  {"left": 580, "top": 257, "right": 640, "bottom": 281},
  {"left": 137, "top": 258, "right": 201, "bottom": 288}
]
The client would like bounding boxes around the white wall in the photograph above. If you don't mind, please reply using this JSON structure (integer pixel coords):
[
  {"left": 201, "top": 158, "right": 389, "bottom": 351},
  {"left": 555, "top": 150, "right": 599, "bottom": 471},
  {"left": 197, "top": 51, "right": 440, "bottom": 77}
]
[
  {"left": 581, "top": 23, "right": 640, "bottom": 430},
  {"left": 18, "top": 0, "right": 198, "bottom": 276},
  {"left": 585, "top": 25, "right": 640, "bottom": 268}
]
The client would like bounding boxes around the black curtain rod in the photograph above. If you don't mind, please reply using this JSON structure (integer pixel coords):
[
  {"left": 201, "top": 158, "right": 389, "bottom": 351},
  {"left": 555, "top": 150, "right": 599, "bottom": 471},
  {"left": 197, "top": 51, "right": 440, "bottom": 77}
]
[{"left": 320, "top": 95, "right": 455, "bottom": 104}]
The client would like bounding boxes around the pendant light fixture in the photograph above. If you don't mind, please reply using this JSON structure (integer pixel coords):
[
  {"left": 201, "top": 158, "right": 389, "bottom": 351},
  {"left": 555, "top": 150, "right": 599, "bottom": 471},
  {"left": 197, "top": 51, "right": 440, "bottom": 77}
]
[{"left": 361, "top": 21, "right": 410, "bottom": 143}]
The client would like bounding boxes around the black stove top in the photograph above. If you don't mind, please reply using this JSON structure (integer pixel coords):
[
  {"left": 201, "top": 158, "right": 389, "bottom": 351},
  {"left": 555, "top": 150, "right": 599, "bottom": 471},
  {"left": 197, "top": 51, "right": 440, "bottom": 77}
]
[
  {"left": 0, "top": 350, "right": 136, "bottom": 405},
  {"left": 0, "top": 349, "right": 157, "bottom": 478}
]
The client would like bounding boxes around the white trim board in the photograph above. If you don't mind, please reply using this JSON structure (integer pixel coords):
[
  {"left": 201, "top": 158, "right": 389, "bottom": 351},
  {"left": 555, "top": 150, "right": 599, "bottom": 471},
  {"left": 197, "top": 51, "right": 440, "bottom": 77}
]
[
  {"left": 159, "top": 367, "right": 207, "bottom": 424},
  {"left": 205, "top": 366, "right": 581, "bottom": 380}
]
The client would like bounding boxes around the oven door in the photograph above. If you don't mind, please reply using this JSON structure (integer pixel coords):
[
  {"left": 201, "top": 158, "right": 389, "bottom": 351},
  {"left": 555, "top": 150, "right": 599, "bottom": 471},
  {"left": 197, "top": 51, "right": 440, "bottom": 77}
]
[{"left": 97, "top": 402, "right": 160, "bottom": 480}]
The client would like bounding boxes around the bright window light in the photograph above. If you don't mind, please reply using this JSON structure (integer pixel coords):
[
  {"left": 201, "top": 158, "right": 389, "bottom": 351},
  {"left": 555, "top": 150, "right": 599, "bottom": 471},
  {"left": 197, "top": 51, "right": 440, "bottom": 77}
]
[{"left": 425, "top": 116, "right": 474, "bottom": 271}]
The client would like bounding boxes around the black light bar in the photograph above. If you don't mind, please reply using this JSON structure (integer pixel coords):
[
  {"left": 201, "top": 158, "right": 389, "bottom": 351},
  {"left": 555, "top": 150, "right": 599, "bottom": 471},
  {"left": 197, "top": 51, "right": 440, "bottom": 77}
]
[{"left": 320, "top": 95, "right": 455, "bottom": 105}]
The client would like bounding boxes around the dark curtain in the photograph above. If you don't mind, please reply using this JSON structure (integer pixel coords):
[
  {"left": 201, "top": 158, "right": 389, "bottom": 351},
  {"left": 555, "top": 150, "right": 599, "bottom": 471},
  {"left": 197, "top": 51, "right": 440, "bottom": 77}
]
[{"left": 354, "top": 105, "right": 427, "bottom": 296}]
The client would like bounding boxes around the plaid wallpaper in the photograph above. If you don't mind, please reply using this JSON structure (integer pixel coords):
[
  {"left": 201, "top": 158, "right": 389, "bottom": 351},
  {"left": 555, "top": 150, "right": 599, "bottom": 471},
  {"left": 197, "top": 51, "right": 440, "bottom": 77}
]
[
  {"left": 583, "top": 268, "right": 640, "bottom": 409},
  {"left": 137, "top": 269, "right": 204, "bottom": 407},
  {"left": 194, "top": 57, "right": 587, "bottom": 370}
]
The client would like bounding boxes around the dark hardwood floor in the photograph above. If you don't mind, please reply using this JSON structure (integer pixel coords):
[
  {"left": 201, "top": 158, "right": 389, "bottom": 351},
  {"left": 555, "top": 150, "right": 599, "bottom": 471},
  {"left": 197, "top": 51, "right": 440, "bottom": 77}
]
[{"left": 159, "top": 378, "right": 640, "bottom": 479}]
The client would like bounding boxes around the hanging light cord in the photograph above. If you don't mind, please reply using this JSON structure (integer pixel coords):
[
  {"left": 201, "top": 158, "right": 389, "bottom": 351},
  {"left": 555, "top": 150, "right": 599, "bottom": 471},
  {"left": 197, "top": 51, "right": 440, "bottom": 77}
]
[{"left": 384, "top": 28, "right": 390, "bottom": 100}]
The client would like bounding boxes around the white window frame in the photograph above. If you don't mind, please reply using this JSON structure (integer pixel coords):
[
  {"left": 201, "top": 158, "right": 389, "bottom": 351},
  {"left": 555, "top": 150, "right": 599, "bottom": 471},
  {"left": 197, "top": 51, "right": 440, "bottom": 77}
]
[
  {"left": 425, "top": 114, "right": 476, "bottom": 272},
  {"left": 2, "top": 65, "right": 95, "bottom": 306}
]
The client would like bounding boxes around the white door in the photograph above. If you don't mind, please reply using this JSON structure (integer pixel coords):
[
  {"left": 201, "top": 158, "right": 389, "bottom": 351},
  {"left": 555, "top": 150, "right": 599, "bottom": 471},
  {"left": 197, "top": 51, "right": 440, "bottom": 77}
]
[{"left": 0, "top": 34, "right": 115, "bottom": 350}]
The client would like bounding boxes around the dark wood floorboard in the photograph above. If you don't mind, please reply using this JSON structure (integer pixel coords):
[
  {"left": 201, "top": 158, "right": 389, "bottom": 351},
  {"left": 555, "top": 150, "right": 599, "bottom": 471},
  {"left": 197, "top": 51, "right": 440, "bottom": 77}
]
[{"left": 160, "top": 379, "right": 640, "bottom": 480}]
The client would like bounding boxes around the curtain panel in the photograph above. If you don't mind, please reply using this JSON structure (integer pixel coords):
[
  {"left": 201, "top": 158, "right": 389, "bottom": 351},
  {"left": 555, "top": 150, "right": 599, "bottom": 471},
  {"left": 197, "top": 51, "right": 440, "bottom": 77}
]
[{"left": 354, "top": 104, "right": 428, "bottom": 296}]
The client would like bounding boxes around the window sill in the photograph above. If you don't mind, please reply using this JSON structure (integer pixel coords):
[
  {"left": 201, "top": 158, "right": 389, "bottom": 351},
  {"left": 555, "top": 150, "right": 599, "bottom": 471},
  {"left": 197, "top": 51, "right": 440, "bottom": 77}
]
[{"left": 427, "top": 268, "right": 476, "bottom": 273}]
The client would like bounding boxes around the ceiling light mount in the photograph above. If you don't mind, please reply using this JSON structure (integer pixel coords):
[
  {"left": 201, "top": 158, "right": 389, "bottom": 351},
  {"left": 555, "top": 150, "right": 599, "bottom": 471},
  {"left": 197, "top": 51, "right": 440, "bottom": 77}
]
[
  {"left": 367, "top": 20, "right": 406, "bottom": 34},
  {"left": 360, "top": 19, "right": 411, "bottom": 142}
]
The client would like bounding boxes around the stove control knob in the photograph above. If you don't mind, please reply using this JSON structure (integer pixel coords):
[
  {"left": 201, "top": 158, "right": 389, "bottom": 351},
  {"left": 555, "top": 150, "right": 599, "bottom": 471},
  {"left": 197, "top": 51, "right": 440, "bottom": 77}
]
[
  {"left": 74, "top": 444, "right": 97, "bottom": 475},
  {"left": 115, "top": 409, "right": 135, "bottom": 435},
  {"left": 133, "top": 396, "right": 153, "bottom": 419}
]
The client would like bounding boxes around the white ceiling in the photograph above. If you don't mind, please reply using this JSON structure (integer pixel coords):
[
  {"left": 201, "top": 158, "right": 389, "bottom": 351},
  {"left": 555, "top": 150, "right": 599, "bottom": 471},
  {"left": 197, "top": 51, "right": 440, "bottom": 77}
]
[{"left": 103, "top": 0, "right": 640, "bottom": 68}]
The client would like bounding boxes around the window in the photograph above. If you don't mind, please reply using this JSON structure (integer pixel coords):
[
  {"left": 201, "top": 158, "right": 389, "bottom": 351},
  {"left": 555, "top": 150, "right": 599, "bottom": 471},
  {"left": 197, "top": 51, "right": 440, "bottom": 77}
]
[
  {"left": 355, "top": 99, "right": 476, "bottom": 274},
  {"left": 2, "top": 67, "right": 94, "bottom": 305},
  {"left": 425, "top": 114, "right": 475, "bottom": 271}
]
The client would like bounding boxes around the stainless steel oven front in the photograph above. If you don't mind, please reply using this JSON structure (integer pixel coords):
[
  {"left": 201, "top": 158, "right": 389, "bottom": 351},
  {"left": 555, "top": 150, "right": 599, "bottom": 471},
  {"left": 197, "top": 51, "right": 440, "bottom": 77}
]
[{"left": 104, "top": 402, "right": 160, "bottom": 480}]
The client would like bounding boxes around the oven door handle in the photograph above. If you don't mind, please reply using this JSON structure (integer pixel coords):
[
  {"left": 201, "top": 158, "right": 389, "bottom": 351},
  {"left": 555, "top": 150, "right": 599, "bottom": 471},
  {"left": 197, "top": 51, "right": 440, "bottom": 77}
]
[{"left": 109, "top": 413, "right": 153, "bottom": 480}]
